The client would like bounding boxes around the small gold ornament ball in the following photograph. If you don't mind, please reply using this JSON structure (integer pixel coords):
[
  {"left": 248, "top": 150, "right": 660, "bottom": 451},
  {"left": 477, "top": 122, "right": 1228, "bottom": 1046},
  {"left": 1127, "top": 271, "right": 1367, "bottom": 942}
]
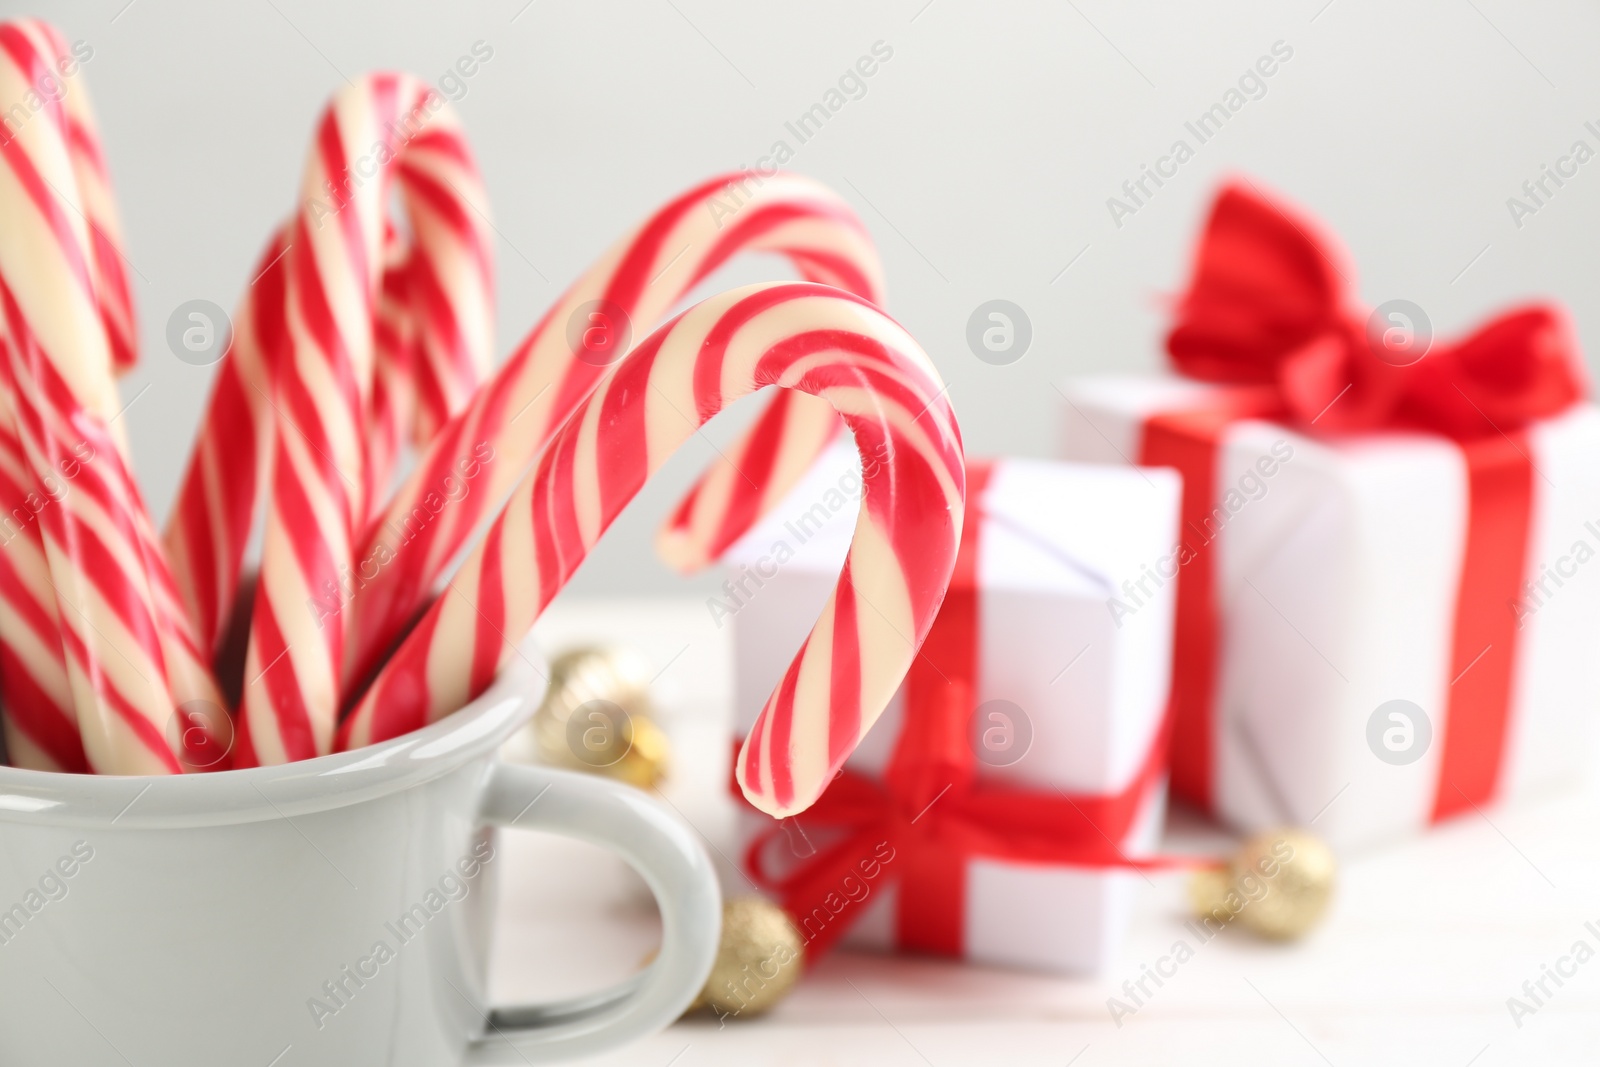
[
  {"left": 606, "top": 714, "right": 670, "bottom": 790},
  {"left": 1191, "top": 827, "right": 1336, "bottom": 941},
  {"left": 695, "top": 897, "right": 804, "bottom": 1018},
  {"left": 520, "top": 646, "right": 670, "bottom": 789}
]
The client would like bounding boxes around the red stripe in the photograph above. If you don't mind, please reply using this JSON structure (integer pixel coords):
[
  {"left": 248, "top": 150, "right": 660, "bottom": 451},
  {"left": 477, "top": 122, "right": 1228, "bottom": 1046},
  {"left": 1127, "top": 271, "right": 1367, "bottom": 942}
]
[
  {"left": 54, "top": 621, "right": 181, "bottom": 773},
  {"left": 528, "top": 438, "right": 566, "bottom": 620},
  {"left": 249, "top": 597, "right": 318, "bottom": 762},
  {"left": 0, "top": 28, "right": 71, "bottom": 134},
  {"left": 1431, "top": 433, "right": 1535, "bottom": 819},
  {"left": 691, "top": 286, "right": 836, "bottom": 417},
  {"left": 536, "top": 174, "right": 742, "bottom": 427},
  {"left": 0, "top": 643, "right": 86, "bottom": 773},
  {"left": 705, "top": 389, "right": 793, "bottom": 558},
  {"left": 469, "top": 520, "right": 506, "bottom": 696},
  {"left": 594, "top": 330, "right": 669, "bottom": 522},
  {"left": 351, "top": 606, "right": 441, "bottom": 744},
  {"left": 321, "top": 111, "right": 374, "bottom": 325},
  {"left": 267, "top": 463, "right": 343, "bottom": 666},
  {"left": 741, "top": 688, "right": 770, "bottom": 796},
  {"left": 787, "top": 250, "right": 878, "bottom": 302},
  {"left": 66, "top": 119, "right": 109, "bottom": 179},
  {"left": 546, "top": 426, "right": 589, "bottom": 588},
  {"left": 697, "top": 201, "right": 872, "bottom": 299},
  {"left": 0, "top": 33, "right": 98, "bottom": 314},
  {"left": 602, "top": 173, "right": 746, "bottom": 313},
  {"left": 404, "top": 251, "right": 467, "bottom": 424},
  {"left": 171, "top": 359, "right": 252, "bottom": 648},
  {"left": 887, "top": 461, "right": 991, "bottom": 955},
  {"left": 1137, "top": 394, "right": 1280, "bottom": 807},
  {"left": 826, "top": 561, "right": 862, "bottom": 769},
  {"left": 661, "top": 473, "right": 700, "bottom": 537},
  {"left": 396, "top": 160, "right": 492, "bottom": 288},
  {"left": 0, "top": 538, "right": 62, "bottom": 652},
  {"left": 763, "top": 645, "right": 807, "bottom": 809}
]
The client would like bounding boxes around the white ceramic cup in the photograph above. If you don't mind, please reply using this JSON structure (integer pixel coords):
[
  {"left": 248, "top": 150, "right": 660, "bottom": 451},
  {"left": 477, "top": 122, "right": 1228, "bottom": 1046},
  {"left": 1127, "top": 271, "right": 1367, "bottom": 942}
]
[{"left": 0, "top": 649, "right": 720, "bottom": 1066}]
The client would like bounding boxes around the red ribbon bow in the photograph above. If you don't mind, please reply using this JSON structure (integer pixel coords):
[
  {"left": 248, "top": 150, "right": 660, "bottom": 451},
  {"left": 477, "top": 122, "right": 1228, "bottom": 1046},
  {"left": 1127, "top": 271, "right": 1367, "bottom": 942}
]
[
  {"left": 735, "top": 463, "right": 1175, "bottom": 962},
  {"left": 1166, "top": 182, "right": 1586, "bottom": 436}
]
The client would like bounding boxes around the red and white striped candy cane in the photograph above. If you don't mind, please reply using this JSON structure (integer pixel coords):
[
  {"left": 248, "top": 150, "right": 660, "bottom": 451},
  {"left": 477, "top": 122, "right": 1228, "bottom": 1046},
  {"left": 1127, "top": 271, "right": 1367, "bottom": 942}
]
[
  {"left": 340, "top": 282, "right": 964, "bottom": 818},
  {"left": 161, "top": 228, "right": 290, "bottom": 657},
  {"left": 0, "top": 358, "right": 84, "bottom": 772},
  {"left": 0, "top": 23, "right": 124, "bottom": 430},
  {"left": 0, "top": 22, "right": 136, "bottom": 379},
  {"left": 387, "top": 124, "right": 493, "bottom": 448},
  {"left": 47, "top": 26, "right": 137, "bottom": 377},
  {"left": 239, "top": 74, "right": 492, "bottom": 765},
  {"left": 0, "top": 22, "right": 90, "bottom": 770},
  {"left": 0, "top": 21, "right": 220, "bottom": 772},
  {"left": 341, "top": 171, "right": 879, "bottom": 692},
  {"left": 0, "top": 280, "right": 180, "bottom": 773},
  {"left": 164, "top": 215, "right": 476, "bottom": 661},
  {"left": 366, "top": 224, "right": 420, "bottom": 508}
]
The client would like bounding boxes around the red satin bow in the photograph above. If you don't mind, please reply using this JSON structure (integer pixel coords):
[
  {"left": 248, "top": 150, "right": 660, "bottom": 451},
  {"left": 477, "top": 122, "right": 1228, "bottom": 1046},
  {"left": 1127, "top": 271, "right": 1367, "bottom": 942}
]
[{"left": 1166, "top": 183, "right": 1587, "bottom": 436}]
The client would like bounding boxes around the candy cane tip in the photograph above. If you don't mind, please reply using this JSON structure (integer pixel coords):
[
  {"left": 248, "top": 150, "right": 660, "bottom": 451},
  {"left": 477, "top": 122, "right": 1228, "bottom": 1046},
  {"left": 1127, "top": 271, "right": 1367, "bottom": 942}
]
[
  {"left": 654, "top": 527, "right": 709, "bottom": 576},
  {"left": 734, "top": 741, "right": 824, "bottom": 819},
  {"left": 733, "top": 761, "right": 788, "bottom": 818}
]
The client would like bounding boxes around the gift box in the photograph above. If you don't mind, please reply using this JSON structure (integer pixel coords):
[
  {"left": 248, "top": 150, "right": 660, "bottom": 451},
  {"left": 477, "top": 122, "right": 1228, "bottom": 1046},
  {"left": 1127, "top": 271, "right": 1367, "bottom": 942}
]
[
  {"left": 721, "top": 445, "right": 1180, "bottom": 974},
  {"left": 1059, "top": 182, "right": 1600, "bottom": 851}
]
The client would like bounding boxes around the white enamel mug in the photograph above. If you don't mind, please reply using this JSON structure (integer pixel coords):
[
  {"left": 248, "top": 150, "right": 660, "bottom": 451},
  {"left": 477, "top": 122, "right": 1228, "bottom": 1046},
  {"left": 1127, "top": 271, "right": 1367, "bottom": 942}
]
[{"left": 0, "top": 649, "right": 720, "bottom": 1066}]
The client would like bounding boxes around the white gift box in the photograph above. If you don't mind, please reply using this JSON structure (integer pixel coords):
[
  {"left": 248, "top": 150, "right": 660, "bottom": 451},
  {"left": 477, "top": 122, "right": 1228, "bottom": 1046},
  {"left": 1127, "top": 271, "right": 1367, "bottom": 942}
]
[
  {"left": 1061, "top": 376, "right": 1600, "bottom": 852},
  {"left": 722, "top": 446, "right": 1179, "bottom": 974}
]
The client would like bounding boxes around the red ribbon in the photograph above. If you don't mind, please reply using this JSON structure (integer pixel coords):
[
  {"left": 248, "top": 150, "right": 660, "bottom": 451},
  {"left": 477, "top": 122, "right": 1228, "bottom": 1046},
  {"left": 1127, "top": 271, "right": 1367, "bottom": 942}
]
[
  {"left": 1143, "top": 182, "right": 1586, "bottom": 817},
  {"left": 734, "top": 461, "right": 1178, "bottom": 962}
]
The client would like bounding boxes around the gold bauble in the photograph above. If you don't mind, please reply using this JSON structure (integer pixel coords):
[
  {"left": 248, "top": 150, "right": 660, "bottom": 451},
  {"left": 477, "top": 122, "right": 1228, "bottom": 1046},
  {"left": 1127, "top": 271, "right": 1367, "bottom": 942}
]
[
  {"left": 695, "top": 897, "right": 804, "bottom": 1018},
  {"left": 1191, "top": 828, "right": 1335, "bottom": 941},
  {"left": 1187, "top": 865, "right": 1234, "bottom": 920},
  {"left": 523, "top": 646, "right": 669, "bottom": 789},
  {"left": 606, "top": 714, "right": 671, "bottom": 790}
]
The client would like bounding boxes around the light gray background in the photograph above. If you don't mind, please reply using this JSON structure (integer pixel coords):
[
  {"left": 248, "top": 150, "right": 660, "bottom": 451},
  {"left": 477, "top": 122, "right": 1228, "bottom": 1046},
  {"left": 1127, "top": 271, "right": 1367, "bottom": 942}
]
[{"left": 30, "top": 0, "right": 1600, "bottom": 596}]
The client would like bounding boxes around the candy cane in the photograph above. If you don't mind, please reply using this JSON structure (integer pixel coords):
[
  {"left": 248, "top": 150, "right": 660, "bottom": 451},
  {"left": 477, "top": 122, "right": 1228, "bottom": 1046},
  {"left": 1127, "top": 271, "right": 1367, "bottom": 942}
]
[
  {"left": 48, "top": 26, "right": 137, "bottom": 377},
  {"left": 0, "top": 356, "right": 83, "bottom": 772},
  {"left": 341, "top": 171, "right": 880, "bottom": 693},
  {"left": 0, "top": 278, "right": 180, "bottom": 773},
  {"left": 388, "top": 124, "right": 494, "bottom": 447},
  {"left": 366, "top": 225, "right": 420, "bottom": 509},
  {"left": 164, "top": 226, "right": 473, "bottom": 663},
  {"left": 0, "top": 24, "right": 217, "bottom": 709},
  {"left": 0, "top": 23, "right": 124, "bottom": 434},
  {"left": 340, "top": 282, "right": 964, "bottom": 818},
  {"left": 162, "top": 229, "right": 290, "bottom": 657},
  {"left": 238, "top": 74, "right": 492, "bottom": 765},
  {"left": 0, "top": 22, "right": 88, "bottom": 771},
  {"left": 0, "top": 22, "right": 136, "bottom": 381},
  {"left": 0, "top": 21, "right": 223, "bottom": 773}
]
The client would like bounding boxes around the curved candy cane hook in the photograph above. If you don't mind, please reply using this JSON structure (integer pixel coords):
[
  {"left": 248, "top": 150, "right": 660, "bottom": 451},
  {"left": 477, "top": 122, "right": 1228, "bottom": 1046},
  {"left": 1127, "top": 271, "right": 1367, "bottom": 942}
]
[
  {"left": 340, "top": 282, "right": 964, "bottom": 818},
  {"left": 339, "top": 170, "right": 886, "bottom": 697}
]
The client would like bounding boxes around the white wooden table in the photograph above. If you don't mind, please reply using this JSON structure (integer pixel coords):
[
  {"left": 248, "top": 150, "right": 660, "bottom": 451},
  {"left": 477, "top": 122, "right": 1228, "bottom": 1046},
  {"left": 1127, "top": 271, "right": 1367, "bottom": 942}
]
[{"left": 487, "top": 598, "right": 1600, "bottom": 1066}]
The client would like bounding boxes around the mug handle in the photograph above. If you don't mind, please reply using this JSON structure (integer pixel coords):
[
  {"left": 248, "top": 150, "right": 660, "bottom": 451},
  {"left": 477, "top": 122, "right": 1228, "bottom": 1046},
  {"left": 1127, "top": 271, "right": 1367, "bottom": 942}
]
[{"left": 464, "top": 762, "right": 721, "bottom": 1065}]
